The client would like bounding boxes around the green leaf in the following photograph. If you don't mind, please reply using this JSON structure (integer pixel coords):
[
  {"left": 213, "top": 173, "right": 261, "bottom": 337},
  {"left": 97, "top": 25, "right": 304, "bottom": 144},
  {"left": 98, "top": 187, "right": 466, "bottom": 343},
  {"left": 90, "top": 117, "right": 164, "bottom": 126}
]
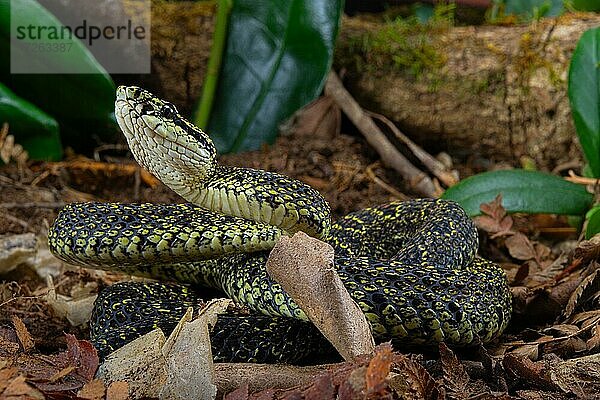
[
  {"left": 572, "top": 0, "right": 600, "bottom": 11},
  {"left": 441, "top": 170, "right": 593, "bottom": 217},
  {"left": 0, "top": 0, "right": 117, "bottom": 149},
  {"left": 568, "top": 27, "right": 600, "bottom": 177},
  {"left": 207, "top": 0, "right": 343, "bottom": 153},
  {"left": 503, "top": 0, "right": 564, "bottom": 19},
  {"left": 585, "top": 205, "right": 600, "bottom": 239},
  {"left": 412, "top": 4, "right": 435, "bottom": 24},
  {"left": 0, "top": 82, "right": 61, "bottom": 161}
]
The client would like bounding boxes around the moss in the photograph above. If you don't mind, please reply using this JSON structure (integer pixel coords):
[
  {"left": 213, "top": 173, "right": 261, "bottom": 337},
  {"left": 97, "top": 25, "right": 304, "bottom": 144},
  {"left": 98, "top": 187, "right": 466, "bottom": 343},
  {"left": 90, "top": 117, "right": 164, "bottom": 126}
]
[
  {"left": 336, "top": 4, "right": 454, "bottom": 81},
  {"left": 513, "top": 28, "right": 564, "bottom": 92}
]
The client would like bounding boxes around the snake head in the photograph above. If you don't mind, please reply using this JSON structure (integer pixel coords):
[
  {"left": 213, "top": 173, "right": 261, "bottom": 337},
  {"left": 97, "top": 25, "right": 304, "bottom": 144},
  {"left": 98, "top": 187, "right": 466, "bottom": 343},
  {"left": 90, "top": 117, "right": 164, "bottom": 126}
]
[{"left": 115, "top": 86, "right": 217, "bottom": 189}]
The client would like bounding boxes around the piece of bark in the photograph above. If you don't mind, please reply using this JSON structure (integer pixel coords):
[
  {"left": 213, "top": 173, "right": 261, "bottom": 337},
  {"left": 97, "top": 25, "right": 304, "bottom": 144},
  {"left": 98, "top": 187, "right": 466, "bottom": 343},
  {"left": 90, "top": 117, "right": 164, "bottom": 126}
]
[
  {"left": 266, "top": 232, "right": 375, "bottom": 361},
  {"left": 214, "top": 363, "right": 332, "bottom": 397},
  {"left": 136, "top": 1, "right": 216, "bottom": 116},
  {"left": 335, "top": 14, "right": 600, "bottom": 170}
]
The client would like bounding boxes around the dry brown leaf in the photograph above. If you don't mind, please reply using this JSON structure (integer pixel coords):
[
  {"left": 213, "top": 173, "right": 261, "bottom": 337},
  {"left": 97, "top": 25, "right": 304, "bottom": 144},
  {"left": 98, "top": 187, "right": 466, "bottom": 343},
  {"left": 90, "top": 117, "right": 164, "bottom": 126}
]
[
  {"left": 48, "top": 366, "right": 76, "bottom": 383},
  {"left": 503, "top": 354, "right": 557, "bottom": 390},
  {"left": 2, "top": 373, "right": 44, "bottom": 399},
  {"left": 474, "top": 194, "right": 514, "bottom": 237},
  {"left": 439, "top": 343, "right": 471, "bottom": 400},
  {"left": 301, "top": 374, "right": 335, "bottom": 400},
  {"left": 569, "top": 310, "right": 600, "bottom": 328},
  {"left": 509, "top": 343, "right": 539, "bottom": 361},
  {"left": 77, "top": 379, "right": 106, "bottom": 400},
  {"left": 506, "top": 233, "right": 536, "bottom": 261},
  {"left": 365, "top": 342, "right": 393, "bottom": 394},
  {"left": 106, "top": 381, "right": 129, "bottom": 400},
  {"left": 266, "top": 232, "right": 374, "bottom": 361},
  {"left": 586, "top": 323, "right": 600, "bottom": 351},
  {"left": 548, "top": 353, "right": 600, "bottom": 396},
  {"left": 543, "top": 337, "right": 588, "bottom": 357},
  {"left": 563, "top": 266, "right": 600, "bottom": 319},
  {"left": 224, "top": 384, "right": 249, "bottom": 400},
  {"left": 390, "top": 354, "right": 444, "bottom": 400},
  {"left": 513, "top": 263, "right": 531, "bottom": 284},
  {"left": 11, "top": 316, "right": 34, "bottom": 353},
  {"left": 21, "top": 333, "right": 99, "bottom": 393},
  {"left": 571, "top": 235, "right": 600, "bottom": 264}
]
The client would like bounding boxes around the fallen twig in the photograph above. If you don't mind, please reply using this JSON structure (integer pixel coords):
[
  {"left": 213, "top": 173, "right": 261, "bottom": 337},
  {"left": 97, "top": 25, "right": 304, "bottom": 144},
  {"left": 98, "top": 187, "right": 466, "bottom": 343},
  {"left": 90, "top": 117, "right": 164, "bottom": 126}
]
[
  {"left": 366, "top": 110, "right": 459, "bottom": 187},
  {"left": 325, "top": 71, "right": 436, "bottom": 197},
  {"left": 214, "top": 363, "right": 332, "bottom": 396},
  {"left": 365, "top": 162, "right": 409, "bottom": 200},
  {"left": 565, "top": 170, "right": 600, "bottom": 187}
]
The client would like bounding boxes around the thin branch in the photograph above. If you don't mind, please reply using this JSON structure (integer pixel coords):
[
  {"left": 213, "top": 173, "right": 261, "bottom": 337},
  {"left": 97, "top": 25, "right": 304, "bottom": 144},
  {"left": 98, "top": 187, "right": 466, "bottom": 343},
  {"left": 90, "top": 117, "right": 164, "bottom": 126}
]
[
  {"left": 366, "top": 110, "right": 459, "bottom": 187},
  {"left": 325, "top": 70, "right": 436, "bottom": 197},
  {"left": 365, "top": 162, "right": 409, "bottom": 200}
]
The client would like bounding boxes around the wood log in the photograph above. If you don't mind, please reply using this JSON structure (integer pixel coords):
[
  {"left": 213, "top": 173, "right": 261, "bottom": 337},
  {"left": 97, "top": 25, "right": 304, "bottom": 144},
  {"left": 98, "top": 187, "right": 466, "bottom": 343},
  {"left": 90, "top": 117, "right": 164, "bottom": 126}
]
[
  {"left": 334, "top": 14, "right": 600, "bottom": 170},
  {"left": 128, "top": 1, "right": 216, "bottom": 117}
]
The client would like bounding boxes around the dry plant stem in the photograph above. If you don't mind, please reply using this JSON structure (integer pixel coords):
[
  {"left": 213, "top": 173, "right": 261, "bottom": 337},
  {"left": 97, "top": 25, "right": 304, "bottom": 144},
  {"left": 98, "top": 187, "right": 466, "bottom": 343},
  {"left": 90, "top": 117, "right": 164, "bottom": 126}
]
[
  {"left": 565, "top": 170, "right": 600, "bottom": 186},
  {"left": 325, "top": 70, "right": 436, "bottom": 197},
  {"left": 366, "top": 110, "right": 458, "bottom": 187},
  {"left": 214, "top": 363, "right": 332, "bottom": 396},
  {"left": 266, "top": 232, "right": 375, "bottom": 361},
  {"left": 365, "top": 162, "right": 409, "bottom": 200}
]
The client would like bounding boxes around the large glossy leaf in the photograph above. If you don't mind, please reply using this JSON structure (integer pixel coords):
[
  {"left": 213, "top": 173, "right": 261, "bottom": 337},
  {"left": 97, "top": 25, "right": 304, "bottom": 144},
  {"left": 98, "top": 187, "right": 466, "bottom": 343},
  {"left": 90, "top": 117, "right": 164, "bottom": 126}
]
[
  {"left": 441, "top": 170, "right": 593, "bottom": 217},
  {"left": 206, "top": 0, "right": 343, "bottom": 153},
  {"left": 568, "top": 27, "right": 600, "bottom": 177},
  {"left": 0, "top": 0, "right": 117, "bottom": 149},
  {"left": 0, "top": 82, "right": 61, "bottom": 161}
]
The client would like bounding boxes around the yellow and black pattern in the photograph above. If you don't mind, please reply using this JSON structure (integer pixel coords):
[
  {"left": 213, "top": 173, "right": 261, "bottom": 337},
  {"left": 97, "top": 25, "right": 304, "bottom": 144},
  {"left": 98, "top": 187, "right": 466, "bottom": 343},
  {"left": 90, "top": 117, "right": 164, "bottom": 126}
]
[
  {"left": 114, "top": 86, "right": 330, "bottom": 238},
  {"left": 49, "top": 86, "right": 512, "bottom": 363},
  {"left": 48, "top": 202, "right": 283, "bottom": 267}
]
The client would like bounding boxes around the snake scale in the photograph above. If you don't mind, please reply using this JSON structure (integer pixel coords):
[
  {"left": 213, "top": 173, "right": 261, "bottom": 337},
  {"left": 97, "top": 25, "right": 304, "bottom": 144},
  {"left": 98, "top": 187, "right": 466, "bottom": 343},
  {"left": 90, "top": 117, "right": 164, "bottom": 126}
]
[{"left": 48, "top": 86, "right": 512, "bottom": 363}]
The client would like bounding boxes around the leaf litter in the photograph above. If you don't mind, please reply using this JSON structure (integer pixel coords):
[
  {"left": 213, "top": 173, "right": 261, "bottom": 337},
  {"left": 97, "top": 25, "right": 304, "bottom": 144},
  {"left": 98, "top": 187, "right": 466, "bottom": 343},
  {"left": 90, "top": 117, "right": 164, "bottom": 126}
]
[{"left": 0, "top": 119, "right": 599, "bottom": 398}]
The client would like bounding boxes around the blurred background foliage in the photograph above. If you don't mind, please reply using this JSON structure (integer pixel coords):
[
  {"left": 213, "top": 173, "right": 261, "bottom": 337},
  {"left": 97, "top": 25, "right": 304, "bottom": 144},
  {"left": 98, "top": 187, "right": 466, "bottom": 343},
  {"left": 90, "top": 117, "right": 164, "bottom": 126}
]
[{"left": 1, "top": 0, "right": 598, "bottom": 162}]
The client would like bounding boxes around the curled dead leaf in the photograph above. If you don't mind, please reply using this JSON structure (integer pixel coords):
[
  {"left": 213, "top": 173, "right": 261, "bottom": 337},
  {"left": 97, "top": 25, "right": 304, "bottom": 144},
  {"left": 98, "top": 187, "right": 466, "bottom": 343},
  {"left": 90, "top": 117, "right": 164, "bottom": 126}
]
[{"left": 11, "top": 316, "right": 34, "bottom": 353}]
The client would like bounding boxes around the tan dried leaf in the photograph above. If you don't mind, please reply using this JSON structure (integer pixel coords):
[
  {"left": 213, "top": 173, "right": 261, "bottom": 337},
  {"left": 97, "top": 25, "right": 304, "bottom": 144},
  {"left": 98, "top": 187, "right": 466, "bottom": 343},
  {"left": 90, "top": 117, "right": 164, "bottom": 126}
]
[
  {"left": 2, "top": 374, "right": 44, "bottom": 399},
  {"left": 77, "top": 379, "right": 106, "bottom": 400},
  {"left": 475, "top": 194, "right": 514, "bottom": 237},
  {"left": 390, "top": 354, "right": 444, "bottom": 400},
  {"left": 11, "top": 316, "right": 34, "bottom": 352},
  {"left": 439, "top": 343, "right": 471, "bottom": 400},
  {"left": 503, "top": 354, "right": 556, "bottom": 390},
  {"left": 563, "top": 267, "right": 600, "bottom": 319},
  {"left": 365, "top": 343, "right": 393, "bottom": 394},
  {"left": 586, "top": 323, "right": 600, "bottom": 351},
  {"left": 571, "top": 235, "right": 600, "bottom": 264},
  {"left": 48, "top": 366, "right": 76, "bottom": 383},
  {"left": 106, "top": 381, "right": 129, "bottom": 400},
  {"left": 505, "top": 233, "right": 536, "bottom": 261}
]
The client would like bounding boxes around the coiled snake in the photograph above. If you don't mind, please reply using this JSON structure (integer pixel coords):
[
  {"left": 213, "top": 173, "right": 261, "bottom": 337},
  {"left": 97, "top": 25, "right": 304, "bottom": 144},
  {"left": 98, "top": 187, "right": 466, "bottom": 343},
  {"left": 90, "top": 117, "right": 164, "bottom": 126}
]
[{"left": 48, "top": 86, "right": 512, "bottom": 363}]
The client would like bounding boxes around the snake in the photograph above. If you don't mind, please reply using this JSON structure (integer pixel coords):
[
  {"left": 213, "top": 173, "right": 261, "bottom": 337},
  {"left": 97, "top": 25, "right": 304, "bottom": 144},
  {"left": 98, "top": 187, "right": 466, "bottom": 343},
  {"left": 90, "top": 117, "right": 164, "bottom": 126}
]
[{"left": 48, "top": 86, "right": 512, "bottom": 363}]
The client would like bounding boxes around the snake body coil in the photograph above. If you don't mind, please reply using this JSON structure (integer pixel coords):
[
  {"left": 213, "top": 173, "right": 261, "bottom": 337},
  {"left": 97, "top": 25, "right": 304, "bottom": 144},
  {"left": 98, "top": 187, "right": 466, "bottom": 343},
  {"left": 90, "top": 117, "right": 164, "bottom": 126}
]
[{"left": 48, "top": 86, "right": 512, "bottom": 363}]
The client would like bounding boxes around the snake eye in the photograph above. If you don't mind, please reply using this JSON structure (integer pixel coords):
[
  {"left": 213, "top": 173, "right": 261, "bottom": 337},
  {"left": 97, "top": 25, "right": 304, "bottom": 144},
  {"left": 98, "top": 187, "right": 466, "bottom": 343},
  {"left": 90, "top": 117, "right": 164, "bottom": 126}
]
[{"left": 161, "top": 103, "right": 177, "bottom": 119}]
